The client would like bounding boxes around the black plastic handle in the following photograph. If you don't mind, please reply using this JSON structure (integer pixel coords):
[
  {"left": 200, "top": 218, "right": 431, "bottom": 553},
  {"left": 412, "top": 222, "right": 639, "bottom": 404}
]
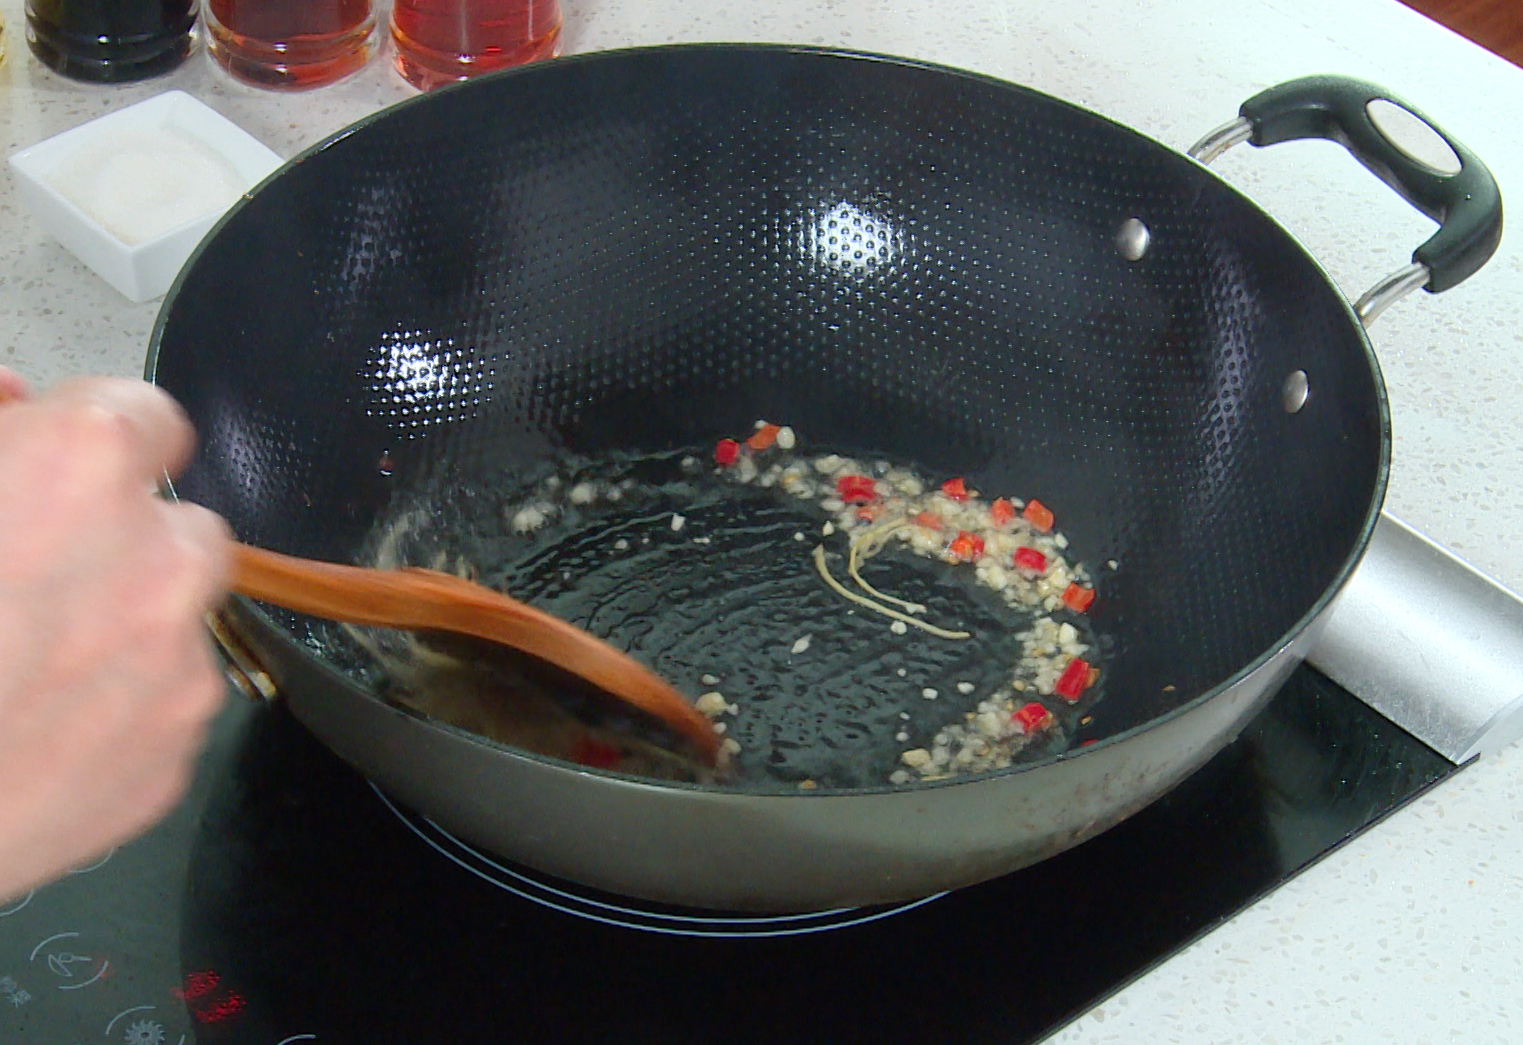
[{"left": 1239, "top": 75, "right": 1502, "bottom": 293}]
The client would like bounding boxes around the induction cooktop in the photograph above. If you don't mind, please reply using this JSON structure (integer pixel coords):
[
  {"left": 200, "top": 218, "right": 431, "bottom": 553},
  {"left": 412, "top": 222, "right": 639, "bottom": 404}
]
[{"left": 0, "top": 663, "right": 1457, "bottom": 1045}]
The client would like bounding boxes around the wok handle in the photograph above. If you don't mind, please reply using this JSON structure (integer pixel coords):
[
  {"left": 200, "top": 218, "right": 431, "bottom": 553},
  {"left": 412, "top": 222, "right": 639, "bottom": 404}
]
[
  {"left": 1241, "top": 76, "right": 1501, "bottom": 295},
  {"left": 1239, "top": 76, "right": 1500, "bottom": 294},
  {"left": 1192, "top": 76, "right": 1502, "bottom": 319}
]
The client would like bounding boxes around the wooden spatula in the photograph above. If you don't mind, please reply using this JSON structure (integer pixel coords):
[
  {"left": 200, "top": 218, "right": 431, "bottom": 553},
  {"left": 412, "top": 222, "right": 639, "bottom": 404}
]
[{"left": 231, "top": 543, "right": 721, "bottom": 763}]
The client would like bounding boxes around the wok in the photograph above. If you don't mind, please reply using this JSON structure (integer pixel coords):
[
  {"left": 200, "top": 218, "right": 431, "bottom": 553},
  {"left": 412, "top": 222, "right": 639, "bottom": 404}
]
[{"left": 148, "top": 47, "right": 1501, "bottom": 911}]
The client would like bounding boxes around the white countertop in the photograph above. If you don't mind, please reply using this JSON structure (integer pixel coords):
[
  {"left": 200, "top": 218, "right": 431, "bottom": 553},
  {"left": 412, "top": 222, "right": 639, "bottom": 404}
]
[{"left": 4, "top": 1, "right": 1523, "bottom": 1041}]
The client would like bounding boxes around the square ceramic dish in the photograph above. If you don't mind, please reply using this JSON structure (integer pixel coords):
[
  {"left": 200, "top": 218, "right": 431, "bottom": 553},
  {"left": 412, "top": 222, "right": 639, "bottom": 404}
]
[{"left": 8, "top": 91, "right": 284, "bottom": 302}]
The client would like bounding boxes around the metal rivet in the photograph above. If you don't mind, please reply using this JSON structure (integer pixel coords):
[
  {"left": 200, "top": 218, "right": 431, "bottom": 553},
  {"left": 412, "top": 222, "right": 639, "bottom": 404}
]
[
  {"left": 1282, "top": 370, "right": 1309, "bottom": 413},
  {"left": 1116, "top": 218, "right": 1150, "bottom": 262}
]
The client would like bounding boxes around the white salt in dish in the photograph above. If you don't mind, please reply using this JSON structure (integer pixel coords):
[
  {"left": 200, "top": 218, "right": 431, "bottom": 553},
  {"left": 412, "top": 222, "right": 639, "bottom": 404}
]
[{"left": 8, "top": 91, "right": 283, "bottom": 302}]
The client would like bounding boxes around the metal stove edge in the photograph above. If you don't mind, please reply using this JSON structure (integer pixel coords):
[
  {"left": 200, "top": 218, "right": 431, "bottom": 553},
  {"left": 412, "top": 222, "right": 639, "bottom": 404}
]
[{"left": 1308, "top": 510, "right": 1523, "bottom": 763}]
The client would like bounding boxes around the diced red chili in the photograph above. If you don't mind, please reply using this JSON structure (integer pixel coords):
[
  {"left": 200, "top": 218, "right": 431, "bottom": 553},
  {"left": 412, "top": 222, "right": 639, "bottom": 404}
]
[
  {"left": 1055, "top": 658, "right": 1092, "bottom": 702},
  {"left": 990, "top": 497, "right": 1017, "bottom": 525},
  {"left": 1022, "top": 498, "right": 1055, "bottom": 532},
  {"left": 570, "top": 737, "right": 623, "bottom": 769},
  {"left": 940, "top": 477, "right": 969, "bottom": 501},
  {"left": 714, "top": 439, "right": 741, "bottom": 466},
  {"left": 1013, "top": 546, "right": 1047, "bottom": 573},
  {"left": 747, "top": 424, "right": 782, "bottom": 451},
  {"left": 1061, "top": 582, "right": 1096, "bottom": 613},
  {"left": 948, "top": 530, "right": 985, "bottom": 562},
  {"left": 914, "top": 511, "right": 945, "bottom": 531},
  {"left": 857, "top": 504, "right": 885, "bottom": 523},
  {"left": 1012, "top": 701, "right": 1054, "bottom": 734},
  {"left": 836, "top": 475, "right": 878, "bottom": 504}
]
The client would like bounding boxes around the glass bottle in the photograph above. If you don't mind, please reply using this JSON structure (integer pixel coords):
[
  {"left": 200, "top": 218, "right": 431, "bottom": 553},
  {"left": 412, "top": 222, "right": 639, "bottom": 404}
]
[
  {"left": 25, "top": 0, "right": 196, "bottom": 83},
  {"left": 205, "top": 0, "right": 378, "bottom": 91},
  {"left": 390, "top": 0, "right": 563, "bottom": 92}
]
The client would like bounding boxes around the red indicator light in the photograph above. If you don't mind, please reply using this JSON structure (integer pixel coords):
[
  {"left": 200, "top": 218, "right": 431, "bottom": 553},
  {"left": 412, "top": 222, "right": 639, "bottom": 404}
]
[
  {"left": 194, "top": 991, "right": 247, "bottom": 1024},
  {"left": 173, "top": 970, "right": 221, "bottom": 1001},
  {"left": 176, "top": 970, "right": 247, "bottom": 1027}
]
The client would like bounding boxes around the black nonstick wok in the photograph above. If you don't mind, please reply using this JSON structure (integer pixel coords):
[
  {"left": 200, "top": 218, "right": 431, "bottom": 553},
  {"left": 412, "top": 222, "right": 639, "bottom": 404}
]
[{"left": 148, "top": 46, "right": 1501, "bottom": 911}]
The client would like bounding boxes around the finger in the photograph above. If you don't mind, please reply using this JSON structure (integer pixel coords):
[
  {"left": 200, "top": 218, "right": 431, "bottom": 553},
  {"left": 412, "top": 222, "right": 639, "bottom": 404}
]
[
  {"left": 45, "top": 378, "right": 197, "bottom": 479},
  {"left": 158, "top": 501, "right": 235, "bottom": 610},
  {"left": 0, "top": 368, "right": 29, "bottom": 405},
  {"left": 152, "top": 637, "right": 229, "bottom": 736}
]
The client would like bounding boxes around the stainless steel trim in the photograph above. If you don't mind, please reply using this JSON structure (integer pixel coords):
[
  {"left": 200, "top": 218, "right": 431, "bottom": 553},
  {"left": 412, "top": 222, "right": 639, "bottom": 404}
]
[
  {"left": 1354, "top": 262, "right": 1431, "bottom": 327},
  {"left": 1365, "top": 99, "right": 1462, "bottom": 177},
  {"left": 1188, "top": 116, "right": 1253, "bottom": 165},
  {"left": 1307, "top": 512, "right": 1523, "bottom": 763}
]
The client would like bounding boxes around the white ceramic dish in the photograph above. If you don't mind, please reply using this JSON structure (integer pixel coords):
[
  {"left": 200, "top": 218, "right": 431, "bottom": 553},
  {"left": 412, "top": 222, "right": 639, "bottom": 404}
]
[{"left": 8, "top": 91, "right": 284, "bottom": 303}]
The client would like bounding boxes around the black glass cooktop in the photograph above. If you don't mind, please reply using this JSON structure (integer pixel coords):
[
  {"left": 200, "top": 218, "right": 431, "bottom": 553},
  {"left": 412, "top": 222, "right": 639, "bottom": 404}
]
[{"left": 1, "top": 666, "right": 1458, "bottom": 1045}]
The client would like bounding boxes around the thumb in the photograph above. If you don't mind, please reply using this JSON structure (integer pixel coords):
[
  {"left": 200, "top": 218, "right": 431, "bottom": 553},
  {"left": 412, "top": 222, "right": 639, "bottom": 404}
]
[{"left": 0, "top": 369, "right": 29, "bottom": 405}]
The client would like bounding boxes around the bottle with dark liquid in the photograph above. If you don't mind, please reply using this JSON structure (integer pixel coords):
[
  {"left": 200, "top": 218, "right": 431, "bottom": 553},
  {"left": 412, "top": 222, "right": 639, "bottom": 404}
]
[
  {"left": 25, "top": 0, "right": 196, "bottom": 83},
  {"left": 390, "top": 0, "right": 562, "bottom": 92},
  {"left": 206, "top": 0, "right": 377, "bottom": 91}
]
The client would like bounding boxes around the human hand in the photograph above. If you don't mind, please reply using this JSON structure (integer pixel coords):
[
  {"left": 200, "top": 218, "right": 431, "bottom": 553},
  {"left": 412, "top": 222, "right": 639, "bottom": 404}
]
[{"left": 0, "top": 369, "right": 232, "bottom": 901}]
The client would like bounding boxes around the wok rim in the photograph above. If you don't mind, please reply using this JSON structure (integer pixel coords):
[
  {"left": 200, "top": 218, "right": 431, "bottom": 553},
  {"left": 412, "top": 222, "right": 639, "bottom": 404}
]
[{"left": 146, "top": 41, "right": 1393, "bottom": 798}]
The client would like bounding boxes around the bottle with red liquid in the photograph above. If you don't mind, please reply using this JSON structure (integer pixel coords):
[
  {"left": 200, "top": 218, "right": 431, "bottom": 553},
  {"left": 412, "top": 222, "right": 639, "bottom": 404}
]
[
  {"left": 391, "top": 0, "right": 562, "bottom": 92},
  {"left": 206, "top": 0, "right": 378, "bottom": 90}
]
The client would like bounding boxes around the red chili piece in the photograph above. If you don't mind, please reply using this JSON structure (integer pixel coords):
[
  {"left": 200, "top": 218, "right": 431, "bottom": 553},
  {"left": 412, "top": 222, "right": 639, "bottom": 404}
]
[
  {"left": 1061, "top": 582, "right": 1096, "bottom": 613},
  {"left": 1012, "top": 701, "right": 1053, "bottom": 734},
  {"left": 940, "top": 477, "right": 969, "bottom": 501},
  {"left": 837, "top": 475, "right": 878, "bottom": 504},
  {"left": 915, "top": 511, "right": 944, "bottom": 531},
  {"left": 715, "top": 438, "right": 741, "bottom": 466},
  {"left": 990, "top": 497, "right": 1016, "bottom": 525},
  {"left": 1023, "top": 499, "right": 1055, "bottom": 532},
  {"left": 571, "top": 737, "right": 624, "bottom": 769},
  {"left": 1013, "top": 546, "right": 1047, "bottom": 573},
  {"left": 747, "top": 423, "right": 782, "bottom": 451},
  {"left": 1055, "top": 658, "right": 1092, "bottom": 702},
  {"left": 948, "top": 531, "right": 985, "bottom": 562}
]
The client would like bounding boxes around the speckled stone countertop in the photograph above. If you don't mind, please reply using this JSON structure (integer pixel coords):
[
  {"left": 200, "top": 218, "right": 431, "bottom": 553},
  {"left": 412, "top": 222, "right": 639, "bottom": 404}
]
[{"left": 4, "top": 0, "right": 1523, "bottom": 1041}]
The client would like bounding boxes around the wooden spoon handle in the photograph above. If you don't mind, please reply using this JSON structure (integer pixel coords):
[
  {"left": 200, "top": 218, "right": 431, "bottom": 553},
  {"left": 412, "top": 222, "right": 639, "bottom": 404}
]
[{"left": 232, "top": 543, "right": 721, "bottom": 763}]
